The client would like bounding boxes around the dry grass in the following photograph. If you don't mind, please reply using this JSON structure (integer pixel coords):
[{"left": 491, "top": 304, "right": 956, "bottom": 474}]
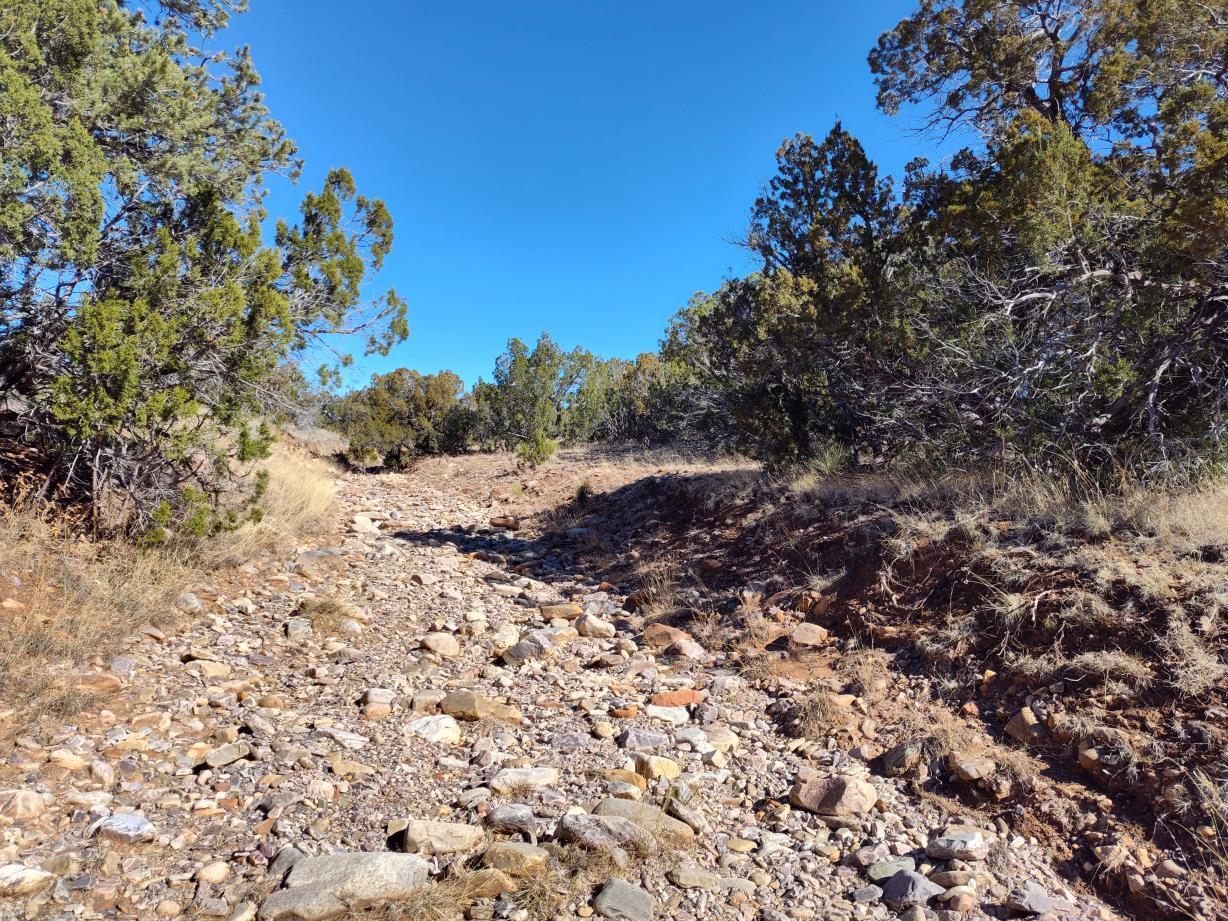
[
  {"left": 280, "top": 424, "right": 349, "bottom": 457},
  {"left": 0, "top": 444, "right": 337, "bottom": 730},
  {"left": 1161, "top": 613, "right": 1228, "bottom": 698},
  {"left": 296, "top": 596, "right": 361, "bottom": 637},
  {"left": 364, "top": 869, "right": 514, "bottom": 921},
  {"left": 789, "top": 687, "right": 851, "bottom": 740},
  {"left": 837, "top": 647, "right": 892, "bottom": 699},
  {"left": 0, "top": 499, "right": 191, "bottom": 728},
  {"left": 202, "top": 445, "right": 337, "bottom": 568},
  {"left": 635, "top": 561, "right": 684, "bottom": 622}
]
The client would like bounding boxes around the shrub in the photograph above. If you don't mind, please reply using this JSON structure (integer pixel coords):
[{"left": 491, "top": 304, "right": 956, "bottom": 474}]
[
  {"left": 516, "top": 429, "right": 558, "bottom": 468},
  {"left": 0, "top": 0, "right": 405, "bottom": 536}
]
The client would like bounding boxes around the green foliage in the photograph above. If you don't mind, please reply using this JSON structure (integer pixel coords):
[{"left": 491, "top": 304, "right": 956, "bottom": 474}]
[
  {"left": 515, "top": 429, "right": 558, "bottom": 468},
  {"left": 326, "top": 369, "right": 466, "bottom": 468},
  {"left": 654, "top": 0, "right": 1227, "bottom": 473},
  {"left": 0, "top": 0, "right": 406, "bottom": 531}
]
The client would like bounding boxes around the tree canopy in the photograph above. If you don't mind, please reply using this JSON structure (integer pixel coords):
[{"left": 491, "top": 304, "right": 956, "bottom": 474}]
[{"left": 0, "top": 0, "right": 406, "bottom": 532}]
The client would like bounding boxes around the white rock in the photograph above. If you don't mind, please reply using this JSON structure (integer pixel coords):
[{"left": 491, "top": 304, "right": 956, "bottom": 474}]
[{"left": 406, "top": 715, "right": 461, "bottom": 745}]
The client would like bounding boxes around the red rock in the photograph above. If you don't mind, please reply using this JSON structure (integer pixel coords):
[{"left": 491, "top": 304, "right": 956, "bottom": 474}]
[
  {"left": 642, "top": 624, "right": 692, "bottom": 648},
  {"left": 650, "top": 689, "right": 705, "bottom": 708}
]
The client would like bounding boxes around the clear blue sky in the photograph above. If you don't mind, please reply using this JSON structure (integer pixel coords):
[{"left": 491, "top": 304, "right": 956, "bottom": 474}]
[{"left": 222, "top": 0, "right": 954, "bottom": 389}]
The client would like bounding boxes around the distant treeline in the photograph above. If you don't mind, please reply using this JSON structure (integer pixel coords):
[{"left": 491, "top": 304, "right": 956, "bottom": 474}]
[{"left": 327, "top": 0, "right": 1226, "bottom": 475}]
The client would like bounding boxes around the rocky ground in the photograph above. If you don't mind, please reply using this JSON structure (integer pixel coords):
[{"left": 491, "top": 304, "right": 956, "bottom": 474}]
[{"left": 0, "top": 460, "right": 1126, "bottom": 920}]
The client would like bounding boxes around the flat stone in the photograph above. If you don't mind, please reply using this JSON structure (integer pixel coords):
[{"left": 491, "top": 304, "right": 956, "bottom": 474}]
[
  {"left": 1005, "top": 880, "right": 1076, "bottom": 915},
  {"left": 926, "top": 826, "right": 990, "bottom": 861},
  {"left": 557, "top": 813, "right": 655, "bottom": 855},
  {"left": 490, "top": 767, "right": 559, "bottom": 794},
  {"left": 0, "top": 864, "right": 54, "bottom": 896},
  {"left": 618, "top": 727, "right": 670, "bottom": 753},
  {"left": 866, "top": 857, "right": 915, "bottom": 883},
  {"left": 539, "top": 602, "right": 583, "bottom": 620},
  {"left": 205, "top": 741, "right": 252, "bottom": 768},
  {"left": 440, "top": 691, "right": 522, "bottom": 724},
  {"left": 667, "top": 866, "right": 719, "bottom": 890},
  {"left": 789, "top": 775, "right": 877, "bottom": 817},
  {"left": 481, "top": 842, "right": 549, "bottom": 874},
  {"left": 406, "top": 714, "right": 461, "bottom": 745},
  {"left": 91, "top": 812, "right": 156, "bottom": 843},
  {"left": 0, "top": 790, "right": 44, "bottom": 822},
  {"left": 398, "top": 819, "right": 486, "bottom": 855},
  {"left": 259, "top": 852, "right": 429, "bottom": 920},
  {"left": 644, "top": 705, "right": 689, "bottom": 726},
  {"left": 593, "top": 798, "right": 694, "bottom": 843},
  {"left": 594, "top": 877, "right": 653, "bottom": 921}
]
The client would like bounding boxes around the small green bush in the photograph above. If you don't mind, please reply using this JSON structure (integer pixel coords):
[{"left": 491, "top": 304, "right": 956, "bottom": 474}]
[{"left": 516, "top": 429, "right": 558, "bottom": 468}]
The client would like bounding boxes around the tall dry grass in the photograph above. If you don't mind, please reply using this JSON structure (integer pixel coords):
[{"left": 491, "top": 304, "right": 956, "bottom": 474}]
[
  {"left": 201, "top": 446, "right": 338, "bottom": 567},
  {"left": 0, "top": 442, "right": 337, "bottom": 730}
]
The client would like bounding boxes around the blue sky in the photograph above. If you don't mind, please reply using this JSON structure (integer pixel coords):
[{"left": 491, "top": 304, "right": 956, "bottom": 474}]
[{"left": 222, "top": 0, "right": 954, "bottom": 389}]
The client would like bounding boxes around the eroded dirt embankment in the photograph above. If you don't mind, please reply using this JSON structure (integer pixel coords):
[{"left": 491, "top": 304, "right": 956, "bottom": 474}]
[{"left": 430, "top": 449, "right": 1228, "bottom": 921}]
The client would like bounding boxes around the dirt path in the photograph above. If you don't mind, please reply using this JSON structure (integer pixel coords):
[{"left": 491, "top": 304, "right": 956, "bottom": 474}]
[{"left": 0, "top": 465, "right": 1120, "bottom": 921}]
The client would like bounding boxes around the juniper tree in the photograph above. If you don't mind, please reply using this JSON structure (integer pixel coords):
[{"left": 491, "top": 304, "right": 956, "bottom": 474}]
[
  {"left": 0, "top": 0, "right": 407, "bottom": 531},
  {"left": 870, "top": 0, "right": 1228, "bottom": 470}
]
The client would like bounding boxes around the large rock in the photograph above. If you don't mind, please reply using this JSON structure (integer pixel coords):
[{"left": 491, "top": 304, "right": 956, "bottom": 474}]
[
  {"left": 594, "top": 877, "right": 654, "bottom": 921},
  {"left": 557, "top": 813, "right": 655, "bottom": 856},
  {"left": 258, "top": 853, "right": 429, "bottom": 921},
  {"left": 0, "top": 790, "right": 44, "bottom": 822},
  {"left": 406, "top": 715, "right": 461, "bottom": 745},
  {"left": 592, "top": 798, "right": 694, "bottom": 843},
  {"left": 881, "top": 869, "right": 944, "bottom": 909},
  {"left": 789, "top": 775, "right": 877, "bottom": 817},
  {"left": 395, "top": 819, "right": 485, "bottom": 855},
  {"left": 440, "top": 691, "right": 522, "bottom": 724}
]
